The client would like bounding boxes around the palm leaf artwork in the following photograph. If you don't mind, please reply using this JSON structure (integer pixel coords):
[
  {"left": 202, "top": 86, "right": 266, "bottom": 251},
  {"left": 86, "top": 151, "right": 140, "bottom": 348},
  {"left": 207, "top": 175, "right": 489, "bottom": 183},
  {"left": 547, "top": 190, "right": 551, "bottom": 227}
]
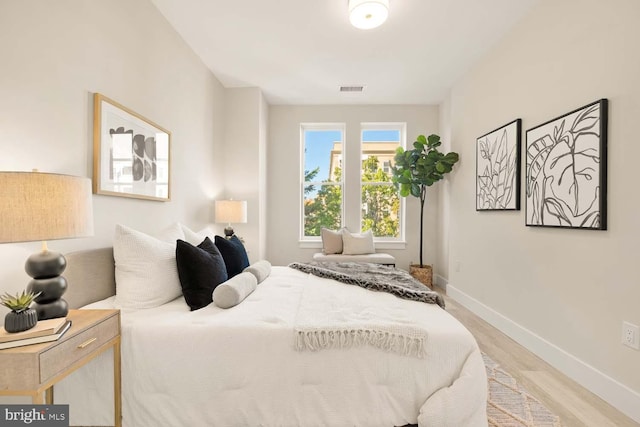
[
  {"left": 525, "top": 100, "right": 607, "bottom": 229},
  {"left": 525, "top": 134, "right": 555, "bottom": 224},
  {"left": 476, "top": 119, "right": 521, "bottom": 211}
]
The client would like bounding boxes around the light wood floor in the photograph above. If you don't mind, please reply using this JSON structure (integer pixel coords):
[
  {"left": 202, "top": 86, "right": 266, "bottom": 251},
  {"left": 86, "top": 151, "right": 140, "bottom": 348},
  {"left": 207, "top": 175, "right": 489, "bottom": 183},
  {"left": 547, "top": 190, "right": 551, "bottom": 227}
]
[{"left": 440, "top": 289, "right": 639, "bottom": 427}]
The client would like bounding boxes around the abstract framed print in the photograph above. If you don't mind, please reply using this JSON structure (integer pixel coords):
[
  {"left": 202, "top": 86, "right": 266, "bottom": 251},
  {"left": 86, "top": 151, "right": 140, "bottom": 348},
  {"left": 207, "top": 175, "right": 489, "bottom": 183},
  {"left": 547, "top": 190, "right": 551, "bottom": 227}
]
[
  {"left": 476, "top": 119, "right": 521, "bottom": 211},
  {"left": 525, "top": 99, "right": 607, "bottom": 229},
  {"left": 93, "top": 93, "right": 171, "bottom": 201}
]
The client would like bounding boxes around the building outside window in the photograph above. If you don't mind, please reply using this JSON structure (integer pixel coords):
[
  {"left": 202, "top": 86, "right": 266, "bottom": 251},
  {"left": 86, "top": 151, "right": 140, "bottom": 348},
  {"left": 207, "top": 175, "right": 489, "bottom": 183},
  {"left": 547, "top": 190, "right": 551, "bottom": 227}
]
[{"left": 360, "top": 123, "right": 405, "bottom": 240}]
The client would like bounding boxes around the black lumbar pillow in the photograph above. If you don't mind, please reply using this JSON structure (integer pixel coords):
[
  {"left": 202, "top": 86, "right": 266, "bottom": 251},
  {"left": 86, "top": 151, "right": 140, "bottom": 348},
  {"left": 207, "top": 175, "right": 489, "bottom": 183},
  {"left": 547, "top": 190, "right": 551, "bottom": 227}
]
[
  {"left": 214, "top": 235, "right": 250, "bottom": 278},
  {"left": 176, "top": 237, "right": 228, "bottom": 311}
]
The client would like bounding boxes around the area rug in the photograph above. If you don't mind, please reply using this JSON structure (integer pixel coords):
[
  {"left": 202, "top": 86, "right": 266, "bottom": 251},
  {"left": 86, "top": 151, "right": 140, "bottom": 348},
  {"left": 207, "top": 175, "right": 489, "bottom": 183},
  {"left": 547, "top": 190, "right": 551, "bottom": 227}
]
[{"left": 484, "top": 353, "right": 563, "bottom": 427}]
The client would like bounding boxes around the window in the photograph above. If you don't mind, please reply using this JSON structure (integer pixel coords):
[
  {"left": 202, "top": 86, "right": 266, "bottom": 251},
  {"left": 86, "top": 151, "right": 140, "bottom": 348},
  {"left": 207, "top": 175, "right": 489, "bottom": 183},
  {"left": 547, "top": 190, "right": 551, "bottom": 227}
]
[
  {"left": 360, "top": 124, "right": 405, "bottom": 239},
  {"left": 300, "top": 122, "right": 405, "bottom": 245},
  {"left": 300, "top": 124, "right": 344, "bottom": 239},
  {"left": 383, "top": 160, "right": 391, "bottom": 174}
]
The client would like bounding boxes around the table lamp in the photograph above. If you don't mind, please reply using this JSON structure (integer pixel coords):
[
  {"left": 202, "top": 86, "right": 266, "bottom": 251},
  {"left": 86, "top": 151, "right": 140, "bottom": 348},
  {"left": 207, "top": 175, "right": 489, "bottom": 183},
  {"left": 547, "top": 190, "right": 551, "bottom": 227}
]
[
  {"left": 0, "top": 172, "right": 94, "bottom": 320},
  {"left": 214, "top": 200, "right": 247, "bottom": 239}
]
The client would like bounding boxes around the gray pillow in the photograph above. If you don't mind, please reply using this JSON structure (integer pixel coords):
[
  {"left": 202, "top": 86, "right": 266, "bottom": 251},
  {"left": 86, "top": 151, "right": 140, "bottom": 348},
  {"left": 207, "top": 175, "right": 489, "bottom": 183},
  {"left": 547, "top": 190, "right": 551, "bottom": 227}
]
[
  {"left": 243, "top": 260, "right": 271, "bottom": 283},
  {"left": 321, "top": 228, "right": 343, "bottom": 254},
  {"left": 212, "top": 272, "right": 257, "bottom": 309}
]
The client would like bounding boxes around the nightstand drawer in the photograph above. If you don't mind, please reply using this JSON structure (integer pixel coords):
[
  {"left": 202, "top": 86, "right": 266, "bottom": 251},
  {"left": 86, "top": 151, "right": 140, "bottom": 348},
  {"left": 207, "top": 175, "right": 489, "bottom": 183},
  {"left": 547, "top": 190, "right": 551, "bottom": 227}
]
[{"left": 39, "top": 314, "right": 119, "bottom": 383}]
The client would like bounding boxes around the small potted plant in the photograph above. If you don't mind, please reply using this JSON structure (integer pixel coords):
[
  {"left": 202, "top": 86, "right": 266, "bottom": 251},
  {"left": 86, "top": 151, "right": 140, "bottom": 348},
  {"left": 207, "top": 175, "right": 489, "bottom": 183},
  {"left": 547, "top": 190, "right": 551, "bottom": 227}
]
[
  {"left": 392, "top": 134, "right": 459, "bottom": 288},
  {"left": 1, "top": 290, "right": 41, "bottom": 333}
]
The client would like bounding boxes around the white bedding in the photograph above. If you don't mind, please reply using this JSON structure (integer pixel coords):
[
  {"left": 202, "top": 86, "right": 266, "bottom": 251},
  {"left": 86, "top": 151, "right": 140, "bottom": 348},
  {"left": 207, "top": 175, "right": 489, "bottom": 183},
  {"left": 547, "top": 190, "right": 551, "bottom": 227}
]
[{"left": 55, "top": 266, "right": 487, "bottom": 427}]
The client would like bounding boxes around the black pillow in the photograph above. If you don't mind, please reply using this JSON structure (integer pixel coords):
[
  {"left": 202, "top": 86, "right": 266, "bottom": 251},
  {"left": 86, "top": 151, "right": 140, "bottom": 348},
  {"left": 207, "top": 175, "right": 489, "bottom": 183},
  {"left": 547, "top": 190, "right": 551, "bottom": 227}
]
[
  {"left": 214, "top": 235, "right": 250, "bottom": 278},
  {"left": 176, "top": 237, "right": 228, "bottom": 311}
]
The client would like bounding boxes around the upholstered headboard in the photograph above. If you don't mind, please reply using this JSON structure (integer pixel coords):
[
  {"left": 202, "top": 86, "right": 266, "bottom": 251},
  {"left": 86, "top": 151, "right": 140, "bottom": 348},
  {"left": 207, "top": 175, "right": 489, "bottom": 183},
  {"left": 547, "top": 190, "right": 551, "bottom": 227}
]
[{"left": 64, "top": 247, "right": 116, "bottom": 308}]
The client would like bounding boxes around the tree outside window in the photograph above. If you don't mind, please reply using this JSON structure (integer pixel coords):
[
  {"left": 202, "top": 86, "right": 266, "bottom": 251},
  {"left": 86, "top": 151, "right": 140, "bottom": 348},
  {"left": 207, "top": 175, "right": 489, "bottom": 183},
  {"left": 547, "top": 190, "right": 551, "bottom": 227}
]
[{"left": 302, "top": 126, "right": 343, "bottom": 237}]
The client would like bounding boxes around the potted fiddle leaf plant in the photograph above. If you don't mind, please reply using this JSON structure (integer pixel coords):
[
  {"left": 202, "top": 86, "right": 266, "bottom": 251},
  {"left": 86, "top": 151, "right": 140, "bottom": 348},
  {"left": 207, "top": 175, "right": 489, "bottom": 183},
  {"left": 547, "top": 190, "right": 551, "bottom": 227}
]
[
  {"left": 1, "top": 290, "right": 40, "bottom": 333},
  {"left": 391, "top": 134, "right": 459, "bottom": 288}
]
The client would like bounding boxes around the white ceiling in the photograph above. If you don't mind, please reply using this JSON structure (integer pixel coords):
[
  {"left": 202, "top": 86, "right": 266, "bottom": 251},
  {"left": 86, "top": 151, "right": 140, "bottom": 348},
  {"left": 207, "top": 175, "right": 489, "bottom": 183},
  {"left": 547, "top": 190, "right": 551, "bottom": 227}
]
[{"left": 150, "top": 0, "right": 538, "bottom": 105}]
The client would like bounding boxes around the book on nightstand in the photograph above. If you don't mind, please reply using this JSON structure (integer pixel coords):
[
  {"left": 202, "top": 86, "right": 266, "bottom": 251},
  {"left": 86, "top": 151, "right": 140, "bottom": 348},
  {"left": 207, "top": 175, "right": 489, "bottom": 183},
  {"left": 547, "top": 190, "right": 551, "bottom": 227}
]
[
  {"left": 0, "top": 317, "right": 68, "bottom": 343},
  {"left": 0, "top": 320, "right": 72, "bottom": 350}
]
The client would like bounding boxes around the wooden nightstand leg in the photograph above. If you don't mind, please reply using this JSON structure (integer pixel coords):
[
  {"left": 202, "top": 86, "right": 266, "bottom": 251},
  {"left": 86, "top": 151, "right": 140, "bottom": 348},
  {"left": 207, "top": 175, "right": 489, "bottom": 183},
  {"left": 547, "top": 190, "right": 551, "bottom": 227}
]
[
  {"left": 32, "top": 391, "right": 44, "bottom": 404},
  {"left": 45, "top": 386, "right": 54, "bottom": 404},
  {"left": 114, "top": 339, "right": 122, "bottom": 427}
]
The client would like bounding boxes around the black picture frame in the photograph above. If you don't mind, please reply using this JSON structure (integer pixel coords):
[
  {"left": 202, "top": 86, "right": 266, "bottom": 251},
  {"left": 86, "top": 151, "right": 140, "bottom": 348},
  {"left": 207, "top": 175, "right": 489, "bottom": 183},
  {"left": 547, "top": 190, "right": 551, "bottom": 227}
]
[
  {"left": 525, "top": 99, "right": 608, "bottom": 229},
  {"left": 476, "top": 119, "right": 522, "bottom": 211}
]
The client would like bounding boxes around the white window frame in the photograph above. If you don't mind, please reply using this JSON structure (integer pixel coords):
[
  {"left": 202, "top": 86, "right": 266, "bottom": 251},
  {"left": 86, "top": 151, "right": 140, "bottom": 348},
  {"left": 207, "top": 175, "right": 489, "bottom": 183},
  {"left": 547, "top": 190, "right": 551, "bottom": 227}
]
[
  {"left": 299, "top": 123, "right": 346, "bottom": 243},
  {"left": 359, "top": 122, "right": 406, "bottom": 246}
]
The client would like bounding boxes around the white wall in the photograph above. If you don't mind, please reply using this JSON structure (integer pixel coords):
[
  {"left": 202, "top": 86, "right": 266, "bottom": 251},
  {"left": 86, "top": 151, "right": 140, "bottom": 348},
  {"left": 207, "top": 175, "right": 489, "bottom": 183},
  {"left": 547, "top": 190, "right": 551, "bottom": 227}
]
[
  {"left": 0, "top": 0, "right": 225, "bottom": 308},
  {"left": 221, "top": 87, "right": 268, "bottom": 262},
  {"left": 267, "top": 105, "right": 440, "bottom": 269},
  {"left": 258, "top": 94, "right": 269, "bottom": 258},
  {"left": 436, "top": 95, "right": 454, "bottom": 286},
  {"left": 442, "top": 0, "right": 640, "bottom": 420}
]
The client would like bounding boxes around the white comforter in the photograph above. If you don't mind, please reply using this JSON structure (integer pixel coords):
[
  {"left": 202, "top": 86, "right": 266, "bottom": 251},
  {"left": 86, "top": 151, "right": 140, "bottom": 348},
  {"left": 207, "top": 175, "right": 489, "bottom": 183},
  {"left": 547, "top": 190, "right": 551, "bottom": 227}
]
[{"left": 55, "top": 266, "right": 487, "bottom": 427}]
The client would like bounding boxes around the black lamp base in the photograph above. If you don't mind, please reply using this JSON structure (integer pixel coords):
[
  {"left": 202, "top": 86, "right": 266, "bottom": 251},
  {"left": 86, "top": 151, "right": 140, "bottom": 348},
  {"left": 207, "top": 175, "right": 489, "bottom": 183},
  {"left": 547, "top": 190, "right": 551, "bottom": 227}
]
[
  {"left": 25, "top": 250, "right": 66, "bottom": 279},
  {"left": 224, "top": 226, "right": 235, "bottom": 239},
  {"left": 24, "top": 249, "right": 69, "bottom": 320},
  {"left": 32, "top": 299, "right": 69, "bottom": 320}
]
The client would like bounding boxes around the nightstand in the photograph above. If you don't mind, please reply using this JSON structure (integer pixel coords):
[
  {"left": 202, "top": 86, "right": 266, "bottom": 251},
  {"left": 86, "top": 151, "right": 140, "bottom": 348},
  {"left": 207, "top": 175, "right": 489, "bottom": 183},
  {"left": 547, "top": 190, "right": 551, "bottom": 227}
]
[{"left": 0, "top": 309, "right": 121, "bottom": 427}]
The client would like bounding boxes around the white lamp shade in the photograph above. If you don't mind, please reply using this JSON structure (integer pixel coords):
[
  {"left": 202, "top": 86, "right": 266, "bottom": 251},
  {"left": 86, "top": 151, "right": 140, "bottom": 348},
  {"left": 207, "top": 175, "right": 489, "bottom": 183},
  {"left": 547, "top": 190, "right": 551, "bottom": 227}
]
[
  {"left": 0, "top": 172, "right": 94, "bottom": 243},
  {"left": 215, "top": 200, "right": 247, "bottom": 224},
  {"left": 349, "top": 0, "right": 389, "bottom": 30}
]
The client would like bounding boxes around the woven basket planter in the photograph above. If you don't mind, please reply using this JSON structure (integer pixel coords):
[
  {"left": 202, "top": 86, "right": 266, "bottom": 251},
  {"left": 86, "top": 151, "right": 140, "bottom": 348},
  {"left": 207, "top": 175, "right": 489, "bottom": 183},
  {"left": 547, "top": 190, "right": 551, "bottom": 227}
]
[{"left": 410, "top": 264, "right": 433, "bottom": 289}]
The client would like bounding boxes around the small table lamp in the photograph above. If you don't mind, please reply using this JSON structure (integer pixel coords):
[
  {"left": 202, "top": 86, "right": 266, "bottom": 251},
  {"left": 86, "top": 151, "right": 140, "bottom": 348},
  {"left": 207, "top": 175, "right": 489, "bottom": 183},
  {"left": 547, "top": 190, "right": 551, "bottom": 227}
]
[
  {"left": 0, "top": 172, "right": 94, "bottom": 320},
  {"left": 214, "top": 200, "right": 247, "bottom": 239}
]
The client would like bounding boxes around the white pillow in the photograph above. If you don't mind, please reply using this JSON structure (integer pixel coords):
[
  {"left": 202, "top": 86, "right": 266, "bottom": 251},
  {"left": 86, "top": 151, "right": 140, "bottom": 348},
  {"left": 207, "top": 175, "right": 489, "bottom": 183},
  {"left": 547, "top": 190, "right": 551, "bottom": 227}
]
[
  {"left": 342, "top": 229, "right": 375, "bottom": 255},
  {"left": 113, "top": 224, "right": 185, "bottom": 309},
  {"left": 156, "top": 222, "right": 187, "bottom": 243},
  {"left": 321, "top": 228, "right": 343, "bottom": 254},
  {"left": 180, "top": 223, "right": 215, "bottom": 246}
]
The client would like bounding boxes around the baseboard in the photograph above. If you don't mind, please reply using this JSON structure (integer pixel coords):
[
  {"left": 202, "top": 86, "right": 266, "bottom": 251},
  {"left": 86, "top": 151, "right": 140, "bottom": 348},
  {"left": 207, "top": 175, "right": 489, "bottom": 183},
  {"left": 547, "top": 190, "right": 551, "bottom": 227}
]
[
  {"left": 447, "top": 284, "right": 640, "bottom": 424},
  {"left": 433, "top": 274, "right": 448, "bottom": 291}
]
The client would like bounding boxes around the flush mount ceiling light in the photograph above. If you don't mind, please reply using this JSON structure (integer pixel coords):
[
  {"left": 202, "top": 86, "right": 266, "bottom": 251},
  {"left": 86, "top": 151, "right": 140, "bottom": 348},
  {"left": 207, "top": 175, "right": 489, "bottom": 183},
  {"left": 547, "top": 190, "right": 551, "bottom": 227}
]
[{"left": 349, "top": 0, "right": 389, "bottom": 30}]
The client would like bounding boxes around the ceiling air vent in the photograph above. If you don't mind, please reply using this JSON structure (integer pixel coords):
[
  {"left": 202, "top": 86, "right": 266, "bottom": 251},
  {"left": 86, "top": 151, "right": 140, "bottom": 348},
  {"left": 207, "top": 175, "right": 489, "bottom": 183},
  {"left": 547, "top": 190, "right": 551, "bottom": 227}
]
[{"left": 339, "top": 85, "right": 364, "bottom": 92}]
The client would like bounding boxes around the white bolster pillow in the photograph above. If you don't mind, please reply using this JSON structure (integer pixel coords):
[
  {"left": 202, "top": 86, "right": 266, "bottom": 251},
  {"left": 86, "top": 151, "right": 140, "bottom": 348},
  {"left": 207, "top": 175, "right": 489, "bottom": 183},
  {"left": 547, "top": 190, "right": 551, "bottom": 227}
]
[
  {"left": 243, "top": 260, "right": 272, "bottom": 283},
  {"left": 212, "top": 272, "right": 258, "bottom": 309}
]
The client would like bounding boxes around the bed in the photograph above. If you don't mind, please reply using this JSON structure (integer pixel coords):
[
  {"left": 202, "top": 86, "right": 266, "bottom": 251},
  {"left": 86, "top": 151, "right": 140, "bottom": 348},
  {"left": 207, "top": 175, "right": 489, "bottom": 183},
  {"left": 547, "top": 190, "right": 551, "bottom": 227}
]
[{"left": 54, "top": 246, "right": 488, "bottom": 427}]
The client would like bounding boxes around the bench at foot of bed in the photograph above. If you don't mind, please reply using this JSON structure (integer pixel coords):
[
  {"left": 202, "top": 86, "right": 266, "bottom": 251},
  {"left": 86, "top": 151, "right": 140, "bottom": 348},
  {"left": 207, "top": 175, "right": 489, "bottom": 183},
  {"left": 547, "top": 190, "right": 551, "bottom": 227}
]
[{"left": 312, "top": 252, "right": 396, "bottom": 267}]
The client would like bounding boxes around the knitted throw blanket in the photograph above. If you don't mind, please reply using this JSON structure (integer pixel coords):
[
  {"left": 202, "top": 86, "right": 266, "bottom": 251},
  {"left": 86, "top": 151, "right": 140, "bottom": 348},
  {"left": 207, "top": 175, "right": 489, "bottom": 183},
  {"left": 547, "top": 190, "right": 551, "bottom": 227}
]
[
  {"left": 288, "top": 261, "right": 445, "bottom": 309},
  {"left": 289, "top": 262, "right": 444, "bottom": 358}
]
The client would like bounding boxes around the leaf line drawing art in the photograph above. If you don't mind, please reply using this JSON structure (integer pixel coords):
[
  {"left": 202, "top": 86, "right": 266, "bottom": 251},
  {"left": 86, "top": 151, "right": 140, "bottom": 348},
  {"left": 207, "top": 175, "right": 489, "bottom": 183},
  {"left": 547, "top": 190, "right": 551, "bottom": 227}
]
[
  {"left": 525, "top": 99, "right": 608, "bottom": 229},
  {"left": 476, "top": 119, "right": 521, "bottom": 211}
]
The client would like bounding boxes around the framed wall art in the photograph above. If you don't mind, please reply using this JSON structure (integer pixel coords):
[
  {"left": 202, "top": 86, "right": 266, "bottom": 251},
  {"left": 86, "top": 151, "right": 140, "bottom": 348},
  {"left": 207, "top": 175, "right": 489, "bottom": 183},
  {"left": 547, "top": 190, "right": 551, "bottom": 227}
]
[
  {"left": 93, "top": 93, "right": 171, "bottom": 201},
  {"left": 476, "top": 118, "right": 521, "bottom": 211},
  {"left": 525, "top": 99, "right": 608, "bottom": 229}
]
